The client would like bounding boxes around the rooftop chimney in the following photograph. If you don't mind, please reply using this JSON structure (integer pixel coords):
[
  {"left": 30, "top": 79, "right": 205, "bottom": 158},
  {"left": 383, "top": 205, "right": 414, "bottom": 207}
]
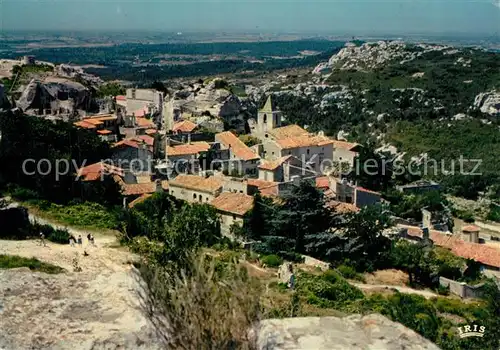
[{"left": 462, "top": 225, "right": 480, "bottom": 243}]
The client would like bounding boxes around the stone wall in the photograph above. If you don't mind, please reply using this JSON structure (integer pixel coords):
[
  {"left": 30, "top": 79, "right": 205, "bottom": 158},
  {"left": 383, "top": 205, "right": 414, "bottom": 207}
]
[{"left": 439, "top": 277, "right": 484, "bottom": 299}]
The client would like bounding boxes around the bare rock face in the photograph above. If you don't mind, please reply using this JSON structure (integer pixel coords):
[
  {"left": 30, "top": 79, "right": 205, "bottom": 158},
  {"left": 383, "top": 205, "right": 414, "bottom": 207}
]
[
  {"left": 474, "top": 91, "right": 500, "bottom": 115},
  {"left": 16, "top": 78, "right": 91, "bottom": 114},
  {"left": 257, "top": 314, "right": 440, "bottom": 350}
]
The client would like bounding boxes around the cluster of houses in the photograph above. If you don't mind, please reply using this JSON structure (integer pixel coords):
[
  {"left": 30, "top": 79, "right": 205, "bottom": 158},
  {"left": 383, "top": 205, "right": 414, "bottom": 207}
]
[
  {"left": 73, "top": 88, "right": 500, "bottom": 281},
  {"left": 74, "top": 88, "right": 379, "bottom": 235}
]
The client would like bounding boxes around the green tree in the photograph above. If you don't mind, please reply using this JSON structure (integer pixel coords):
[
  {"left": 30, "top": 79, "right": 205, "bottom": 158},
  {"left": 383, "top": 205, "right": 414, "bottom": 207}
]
[{"left": 275, "top": 180, "right": 332, "bottom": 253}]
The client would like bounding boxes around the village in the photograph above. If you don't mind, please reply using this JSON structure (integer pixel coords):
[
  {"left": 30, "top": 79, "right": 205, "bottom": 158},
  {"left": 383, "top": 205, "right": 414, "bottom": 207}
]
[
  {"left": 1, "top": 45, "right": 500, "bottom": 349},
  {"left": 69, "top": 85, "right": 500, "bottom": 289}
]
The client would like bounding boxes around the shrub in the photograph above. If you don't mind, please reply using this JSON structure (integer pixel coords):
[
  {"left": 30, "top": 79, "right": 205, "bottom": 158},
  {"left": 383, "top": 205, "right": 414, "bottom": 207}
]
[
  {"left": 436, "top": 285, "right": 450, "bottom": 296},
  {"left": 277, "top": 251, "right": 305, "bottom": 263},
  {"left": 298, "top": 271, "right": 364, "bottom": 307},
  {"left": 139, "top": 253, "right": 262, "bottom": 349},
  {"left": 0, "top": 254, "right": 64, "bottom": 274},
  {"left": 336, "top": 264, "right": 364, "bottom": 281},
  {"left": 29, "top": 222, "right": 71, "bottom": 244},
  {"left": 486, "top": 205, "right": 500, "bottom": 222},
  {"left": 260, "top": 254, "right": 283, "bottom": 268},
  {"left": 48, "top": 228, "right": 71, "bottom": 244}
]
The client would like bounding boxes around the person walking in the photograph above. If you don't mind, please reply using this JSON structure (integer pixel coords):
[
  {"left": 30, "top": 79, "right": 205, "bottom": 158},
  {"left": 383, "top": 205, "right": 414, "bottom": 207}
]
[
  {"left": 77, "top": 235, "right": 83, "bottom": 247},
  {"left": 39, "top": 231, "right": 46, "bottom": 247},
  {"left": 69, "top": 235, "right": 76, "bottom": 247}
]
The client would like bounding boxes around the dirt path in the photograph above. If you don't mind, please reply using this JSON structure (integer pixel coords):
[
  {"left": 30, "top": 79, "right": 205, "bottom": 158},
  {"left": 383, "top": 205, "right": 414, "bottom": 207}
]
[
  {"left": 0, "top": 231, "right": 159, "bottom": 349},
  {"left": 351, "top": 283, "right": 438, "bottom": 299}
]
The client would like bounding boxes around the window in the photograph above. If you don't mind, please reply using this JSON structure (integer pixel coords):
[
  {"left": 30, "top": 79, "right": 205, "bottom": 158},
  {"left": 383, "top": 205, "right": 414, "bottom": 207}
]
[
  {"left": 263, "top": 114, "right": 267, "bottom": 124},
  {"left": 233, "top": 215, "right": 236, "bottom": 220},
  {"left": 346, "top": 196, "right": 353, "bottom": 204},
  {"left": 198, "top": 194, "right": 202, "bottom": 202},
  {"left": 307, "top": 149, "right": 310, "bottom": 155},
  {"left": 193, "top": 193, "right": 197, "bottom": 199}
]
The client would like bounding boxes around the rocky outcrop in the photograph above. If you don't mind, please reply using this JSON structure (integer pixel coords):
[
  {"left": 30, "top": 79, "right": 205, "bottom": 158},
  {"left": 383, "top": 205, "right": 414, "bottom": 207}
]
[
  {"left": 0, "top": 202, "right": 30, "bottom": 239},
  {"left": 313, "top": 41, "right": 455, "bottom": 73},
  {"left": 55, "top": 64, "right": 103, "bottom": 86},
  {"left": 257, "top": 314, "right": 440, "bottom": 350},
  {"left": 474, "top": 91, "right": 500, "bottom": 115},
  {"left": 169, "top": 78, "right": 250, "bottom": 132},
  {"left": 16, "top": 77, "right": 91, "bottom": 115}
]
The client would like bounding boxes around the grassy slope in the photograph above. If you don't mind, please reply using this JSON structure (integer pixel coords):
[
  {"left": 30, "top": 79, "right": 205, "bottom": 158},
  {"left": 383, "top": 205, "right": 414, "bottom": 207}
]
[{"left": 0, "top": 254, "right": 64, "bottom": 274}]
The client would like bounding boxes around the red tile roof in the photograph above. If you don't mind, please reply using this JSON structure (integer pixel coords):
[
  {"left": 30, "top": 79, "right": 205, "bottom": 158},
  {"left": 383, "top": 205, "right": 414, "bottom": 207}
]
[
  {"left": 269, "top": 125, "right": 308, "bottom": 140},
  {"left": 356, "top": 186, "right": 381, "bottom": 195},
  {"left": 74, "top": 114, "right": 117, "bottom": 130},
  {"left": 315, "top": 176, "right": 330, "bottom": 190},
  {"left": 327, "top": 200, "right": 360, "bottom": 214},
  {"left": 116, "top": 95, "right": 126, "bottom": 101},
  {"left": 462, "top": 225, "right": 480, "bottom": 232},
  {"left": 145, "top": 128, "right": 157, "bottom": 135},
  {"left": 122, "top": 182, "right": 157, "bottom": 196},
  {"left": 258, "top": 155, "right": 294, "bottom": 171},
  {"left": 169, "top": 174, "right": 223, "bottom": 194},
  {"left": 136, "top": 117, "right": 155, "bottom": 128},
  {"left": 97, "top": 129, "right": 112, "bottom": 135},
  {"left": 74, "top": 121, "right": 97, "bottom": 129},
  {"left": 399, "top": 225, "right": 500, "bottom": 268},
  {"left": 114, "top": 137, "right": 153, "bottom": 152},
  {"left": 216, "top": 131, "right": 259, "bottom": 161},
  {"left": 210, "top": 192, "right": 254, "bottom": 216},
  {"left": 166, "top": 141, "right": 210, "bottom": 157},
  {"left": 332, "top": 140, "right": 361, "bottom": 151},
  {"left": 77, "top": 162, "right": 124, "bottom": 182},
  {"left": 128, "top": 193, "right": 153, "bottom": 208},
  {"left": 247, "top": 179, "right": 279, "bottom": 197},
  {"left": 173, "top": 120, "right": 198, "bottom": 133},
  {"left": 137, "top": 134, "right": 154, "bottom": 146},
  {"left": 275, "top": 134, "right": 333, "bottom": 150}
]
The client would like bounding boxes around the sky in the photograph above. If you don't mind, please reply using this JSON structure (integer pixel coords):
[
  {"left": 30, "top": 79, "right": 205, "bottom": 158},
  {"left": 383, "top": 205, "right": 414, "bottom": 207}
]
[{"left": 1, "top": 0, "right": 499, "bottom": 35}]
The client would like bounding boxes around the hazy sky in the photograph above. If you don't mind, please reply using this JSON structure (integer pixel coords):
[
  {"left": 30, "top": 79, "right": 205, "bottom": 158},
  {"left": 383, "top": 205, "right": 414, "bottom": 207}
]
[{"left": 2, "top": 0, "right": 499, "bottom": 35}]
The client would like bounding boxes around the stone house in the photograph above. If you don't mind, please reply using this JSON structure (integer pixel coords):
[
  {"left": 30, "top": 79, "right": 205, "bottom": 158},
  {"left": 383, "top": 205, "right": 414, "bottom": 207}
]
[
  {"left": 258, "top": 155, "right": 316, "bottom": 182},
  {"left": 331, "top": 178, "right": 381, "bottom": 207},
  {"left": 215, "top": 131, "right": 260, "bottom": 176},
  {"left": 210, "top": 192, "right": 254, "bottom": 237},
  {"left": 261, "top": 125, "right": 334, "bottom": 174},
  {"left": 399, "top": 224, "right": 500, "bottom": 274},
  {"left": 332, "top": 140, "right": 361, "bottom": 168},
  {"left": 120, "top": 180, "right": 168, "bottom": 208},
  {"left": 74, "top": 114, "right": 119, "bottom": 142},
  {"left": 172, "top": 120, "right": 198, "bottom": 135},
  {"left": 168, "top": 174, "right": 223, "bottom": 204},
  {"left": 165, "top": 140, "right": 211, "bottom": 175},
  {"left": 125, "top": 88, "right": 163, "bottom": 117},
  {"left": 112, "top": 136, "right": 154, "bottom": 173}
]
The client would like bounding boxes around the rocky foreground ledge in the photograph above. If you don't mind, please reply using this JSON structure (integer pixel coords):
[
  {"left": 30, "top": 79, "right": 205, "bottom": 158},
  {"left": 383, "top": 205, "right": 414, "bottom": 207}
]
[{"left": 257, "top": 314, "right": 440, "bottom": 350}]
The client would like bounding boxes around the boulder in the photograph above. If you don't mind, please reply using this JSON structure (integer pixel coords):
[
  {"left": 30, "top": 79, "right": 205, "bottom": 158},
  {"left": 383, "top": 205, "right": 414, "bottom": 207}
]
[
  {"left": 257, "top": 314, "right": 440, "bottom": 350},
  {"left": 277, "top": 263, "right": 294, "bottom": 285},
  {"left": 0, "top": 203, "right": 30, "bottom": 239}
]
